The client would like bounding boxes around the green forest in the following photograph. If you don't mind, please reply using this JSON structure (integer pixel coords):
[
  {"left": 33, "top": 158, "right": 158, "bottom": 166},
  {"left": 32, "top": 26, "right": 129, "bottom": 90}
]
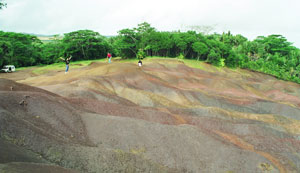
[{"left": 1, "top": 22, "right": 300, "bottom": 83}]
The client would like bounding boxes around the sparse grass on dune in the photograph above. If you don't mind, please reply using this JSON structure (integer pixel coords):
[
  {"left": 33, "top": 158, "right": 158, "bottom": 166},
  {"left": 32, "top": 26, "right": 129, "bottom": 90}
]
[
  {"left": 114, "top": 57, "right": 140, "bottom": 63},
  {"left": 72, "top": 58, "right": 107, "bottom": 65},
  {"left": 32, "top": 63, "right": 65, "bottom": 74},
  {"left": 118, "top": 56, "right": 208, "bottom": 70},
  {"left": 15, "top": 66, "right": 34, "bottom": 71},
  {"left": 19, "top": 59, "right": 107, "bottom": 75},
  {"left": 143, "top": 57, "right": 225, "bottom": 73},
  {"left": 16, "top": 56, "right": 242, "bottom": 76}
]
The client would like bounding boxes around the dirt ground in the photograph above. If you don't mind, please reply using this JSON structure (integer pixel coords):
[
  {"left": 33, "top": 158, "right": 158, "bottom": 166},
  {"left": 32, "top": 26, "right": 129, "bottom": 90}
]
[
  {"left": 0, "top": 68, "right": 38, "bottom": 81},
  {"left": 1, "top": 59, "right": 300, "bottom": 172}
]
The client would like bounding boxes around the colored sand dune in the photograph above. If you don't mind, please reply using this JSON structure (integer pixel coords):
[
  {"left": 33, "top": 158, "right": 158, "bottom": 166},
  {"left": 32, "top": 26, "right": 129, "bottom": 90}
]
[{"left": 1, "top": 59, "right": 300, "bottom": 172}]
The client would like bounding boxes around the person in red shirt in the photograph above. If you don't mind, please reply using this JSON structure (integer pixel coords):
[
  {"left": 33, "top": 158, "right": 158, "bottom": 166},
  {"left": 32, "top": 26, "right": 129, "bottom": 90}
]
[{"left": 107, "top": 53, "right": 112, "bottom": 63}]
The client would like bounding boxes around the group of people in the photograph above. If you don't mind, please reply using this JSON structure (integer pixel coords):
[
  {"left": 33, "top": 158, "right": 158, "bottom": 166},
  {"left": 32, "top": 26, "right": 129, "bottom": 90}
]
[{"left": 60, "top": 53, "right": 143, "bottom": 73}]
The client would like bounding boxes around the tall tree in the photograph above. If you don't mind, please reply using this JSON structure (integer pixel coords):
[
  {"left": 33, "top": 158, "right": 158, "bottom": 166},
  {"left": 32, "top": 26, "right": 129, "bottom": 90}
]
[
  {"left": 145, "top": 31, "right": 173, "bottom": 57},
  {"left": 192, "top": 42, "right": 208, "bottom": 61},
  {"left": 0, "top": 41, "right": 12, "bottom": 66},
  {"left": 172, "top": 31, "right": 197, "bottom": 57},
  {"left": 115, "top": 28, "right": 138, "bottom": 58},
  {"left": 0, "top": 31, "right": 42, "bottom": 67},
  {"left": 135, "top": 22, "right": 156, "bottom": 50},
  {"left": 0, "top": 0, "right": 6, "bottom": 9},
  {"left": 254, "top": 35, "right": 295, "bottom": 56},
  {"left": 40, "top": 35, "right": 63, "bottom": 64},
  {"left": 62, "top": 30, "right": 111, "bottom": 60}
]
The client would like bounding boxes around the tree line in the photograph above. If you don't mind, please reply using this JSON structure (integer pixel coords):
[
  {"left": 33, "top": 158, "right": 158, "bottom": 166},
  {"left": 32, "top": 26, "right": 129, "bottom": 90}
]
[
  {"left": 1, "top": 22, "right": 300, "bottom": 83},
  {"left": 0, "top": 0, "right": 6, "bottom": 9}
]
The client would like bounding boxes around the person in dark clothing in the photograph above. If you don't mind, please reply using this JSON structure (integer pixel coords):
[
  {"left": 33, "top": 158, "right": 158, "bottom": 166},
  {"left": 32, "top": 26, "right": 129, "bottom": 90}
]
[
  {"left": 60, "top": 56, "right": 72, "bottom": 73},
  {"left": 138, "top": 59, "right": 142, "bottom": 67}
]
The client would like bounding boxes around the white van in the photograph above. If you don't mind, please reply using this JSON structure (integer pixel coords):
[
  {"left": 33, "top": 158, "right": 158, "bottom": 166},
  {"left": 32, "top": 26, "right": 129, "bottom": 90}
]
[{"left": 1, "top": 65, "right": 16, "bottom": 73}]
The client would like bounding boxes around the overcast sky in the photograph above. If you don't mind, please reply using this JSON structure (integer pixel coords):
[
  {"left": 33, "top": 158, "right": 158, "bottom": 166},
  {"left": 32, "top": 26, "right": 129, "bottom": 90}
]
[{"left": 1, "top": 0, "right": 300, "bottom": 48}]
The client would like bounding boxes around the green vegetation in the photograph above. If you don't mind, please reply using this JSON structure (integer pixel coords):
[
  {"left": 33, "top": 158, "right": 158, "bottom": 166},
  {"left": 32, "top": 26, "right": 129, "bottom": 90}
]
[
  {"left": 28, "top": 59, "right": 106, "bottom": 75},
  {"left": 31, "top": 63, "right": 66, "bottom": 75},
  {"left": 1, "top": 22, "right": 300, "bottom": 83},
  {"left": 0, "top": 0, "right": 6, "bottom": 9}
]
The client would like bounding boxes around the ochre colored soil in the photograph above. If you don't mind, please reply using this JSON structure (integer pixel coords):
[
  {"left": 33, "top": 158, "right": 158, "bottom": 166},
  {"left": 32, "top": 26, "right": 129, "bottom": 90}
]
[{"left": 1, "top": 59, "right": 300, "bottom": 172}]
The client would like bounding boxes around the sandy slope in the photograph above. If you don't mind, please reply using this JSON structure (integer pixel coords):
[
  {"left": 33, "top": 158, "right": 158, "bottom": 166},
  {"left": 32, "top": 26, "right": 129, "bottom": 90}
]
[{"left": 1, "top": 59, "right": 300, "bottom": 172}]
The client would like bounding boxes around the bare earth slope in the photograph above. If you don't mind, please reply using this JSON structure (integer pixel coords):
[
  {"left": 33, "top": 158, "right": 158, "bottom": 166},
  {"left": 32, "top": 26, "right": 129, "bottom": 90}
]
[{"left": 1, "top": 59, "right": 300, "bottom": 172}]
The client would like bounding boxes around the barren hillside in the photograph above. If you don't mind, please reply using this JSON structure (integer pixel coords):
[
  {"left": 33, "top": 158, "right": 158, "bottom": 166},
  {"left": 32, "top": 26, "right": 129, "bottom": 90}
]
[{"left": 1, "top": 59, "right": 300, "bottom": 172}]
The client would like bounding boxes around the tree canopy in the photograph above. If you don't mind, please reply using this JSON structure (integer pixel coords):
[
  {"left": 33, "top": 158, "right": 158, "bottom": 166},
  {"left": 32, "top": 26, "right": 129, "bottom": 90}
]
[
  {"left": 0, "top": 0, "right": 6, "bottom": 9},
  {"left": 1, "top": 22, "right": 300, "bottom": 83},
  {"left": 62, "top": 30, "right": 112, "bottom": 61}
]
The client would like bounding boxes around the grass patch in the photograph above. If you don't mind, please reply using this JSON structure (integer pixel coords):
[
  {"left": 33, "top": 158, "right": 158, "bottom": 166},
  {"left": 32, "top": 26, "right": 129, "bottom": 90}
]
[
  {"left": 139, "top": 57, "right": 209, "bottom": 71},
  {"left": 31, "top": 59, "right": 107, "bottom": 75},
  {"left": 180, "top": 59, "right": 207, "bottom": 70},
  {"left": 16, "top": 66, "right": 34, "bottom": 71},
  {"left": 16, "top": 56, "right": 229, "bottom": 74},
  {"left": 72, "top": 58, "right": 106, "bottom": 65},
  {"left": 32, "top": 63, "right": 65, "bottom": 75},
  {"left": 116, "top": 57, "right": 139, "bottom": 63}
]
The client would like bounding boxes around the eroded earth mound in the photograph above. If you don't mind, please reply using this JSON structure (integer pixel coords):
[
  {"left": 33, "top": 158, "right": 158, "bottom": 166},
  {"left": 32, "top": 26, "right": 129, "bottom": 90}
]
[{"left": 1, "top": 59, "right": 300, "bottom": 172}]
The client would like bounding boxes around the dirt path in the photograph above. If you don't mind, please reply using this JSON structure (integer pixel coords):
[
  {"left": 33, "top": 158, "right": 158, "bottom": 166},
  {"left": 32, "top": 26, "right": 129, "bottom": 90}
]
[{"left": 0, "top": 67, "right": 38, "bottom": 81}]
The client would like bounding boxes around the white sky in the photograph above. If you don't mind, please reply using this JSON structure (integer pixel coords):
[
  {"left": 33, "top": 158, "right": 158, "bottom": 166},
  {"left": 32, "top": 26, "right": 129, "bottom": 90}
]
[{"left": 1, "top": 0, "right": 300, "bottom": 48}]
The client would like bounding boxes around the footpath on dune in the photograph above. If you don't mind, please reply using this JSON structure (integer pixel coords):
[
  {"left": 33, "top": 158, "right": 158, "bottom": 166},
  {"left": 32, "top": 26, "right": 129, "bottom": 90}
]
[{"left": 1, "top": 59, "right": 300, "bottom": 172}]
